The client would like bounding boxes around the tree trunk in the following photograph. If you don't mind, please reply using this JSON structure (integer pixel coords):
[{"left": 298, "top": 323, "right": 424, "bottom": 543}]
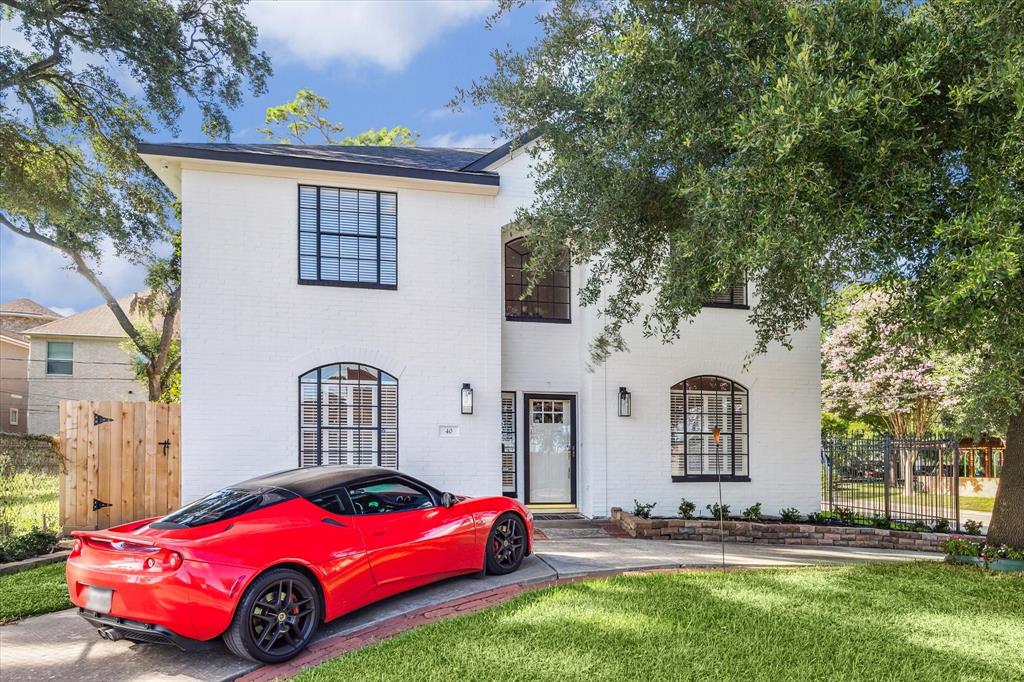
[{"left": 987, "top": 406, "right": 1024, "bottom": 547}]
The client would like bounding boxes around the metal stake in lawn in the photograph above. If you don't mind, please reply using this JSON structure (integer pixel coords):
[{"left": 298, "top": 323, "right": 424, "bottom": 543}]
[{"left": 713, "top": 427, "right": 725, "bottom": 569}]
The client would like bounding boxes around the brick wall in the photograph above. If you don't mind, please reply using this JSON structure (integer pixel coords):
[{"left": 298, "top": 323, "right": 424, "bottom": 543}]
[{"left": 611, "top": 508, "right": 952, "bottom": 552}]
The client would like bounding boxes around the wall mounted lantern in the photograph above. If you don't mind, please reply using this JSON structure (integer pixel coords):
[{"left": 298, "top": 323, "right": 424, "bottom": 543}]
[
  {"left": 618, "top": 387, "right": 632, "bottom": 417},
  {"left": 461, "top": 383, "right": 474, "bottom": 415}
]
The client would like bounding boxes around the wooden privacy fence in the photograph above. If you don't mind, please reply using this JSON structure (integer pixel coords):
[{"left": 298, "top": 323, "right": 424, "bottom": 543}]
[{"left": 59, "top": 400, "right": 181, "bottom": 532}]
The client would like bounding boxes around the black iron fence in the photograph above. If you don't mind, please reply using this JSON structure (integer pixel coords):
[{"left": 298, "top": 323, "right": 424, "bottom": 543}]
[{"left": 821, "top": 436, "right": 960, "bottom": 530}]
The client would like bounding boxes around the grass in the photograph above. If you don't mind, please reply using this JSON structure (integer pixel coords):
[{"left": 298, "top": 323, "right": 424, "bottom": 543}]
[
  {"left": 0, "top": 434, "right": 61, "bottom": 537},
  {"left": 0, "top": 561, "right": 70, "bottom": 623},
  {"left": 835, "top": 482, "right": 994, "bottom": 514},
  {"left": 296, "top": 563, "right": 1024, "bottom": 682}
]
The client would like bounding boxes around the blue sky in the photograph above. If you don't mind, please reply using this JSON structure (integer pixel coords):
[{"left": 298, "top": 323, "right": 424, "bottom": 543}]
[{"left": 0, "top": 0, "right": 543, "bottom": 316}]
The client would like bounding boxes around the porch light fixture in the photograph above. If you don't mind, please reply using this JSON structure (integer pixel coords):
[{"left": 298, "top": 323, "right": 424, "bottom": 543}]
[
  {"left": 461, "top": 383, "right": 474, "bottom": 415},
  {"left": 618, "top": 387, "right": 632, "bottom": 417}
]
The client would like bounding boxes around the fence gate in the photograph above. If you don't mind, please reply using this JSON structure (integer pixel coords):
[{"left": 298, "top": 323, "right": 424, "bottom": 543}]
[{"left": 59, "top": 400, "right": 181, "bottom": 532}]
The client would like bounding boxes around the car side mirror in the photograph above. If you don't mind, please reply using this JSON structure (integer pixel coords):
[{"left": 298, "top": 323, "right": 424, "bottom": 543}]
[{"left": 441, "top": 492, "right": 457, "bottom": 508}]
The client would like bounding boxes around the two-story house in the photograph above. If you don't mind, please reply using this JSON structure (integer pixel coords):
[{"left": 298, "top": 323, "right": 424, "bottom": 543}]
[
  {"left": 139, "top": 137, "right": 821, "bottom": 518},
  {"left": 1, "top": 298, "right": 63, "bottom": 434}
]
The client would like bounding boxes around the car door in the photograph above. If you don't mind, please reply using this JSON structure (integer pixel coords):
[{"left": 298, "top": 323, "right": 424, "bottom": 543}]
[
  {"left": 346, "top": 476, "right": 477, "bottom": 588},
  {"left": 303, "top": 485, "right": 377, "bottom": 617}
]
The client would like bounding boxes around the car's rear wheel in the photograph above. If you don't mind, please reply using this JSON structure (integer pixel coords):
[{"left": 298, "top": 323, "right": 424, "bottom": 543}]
[
  {"left": 223, "top": 568, "right": 320, "bottom": 663},
  {"left": 485, "top": 513, "right": 526, "bottom": 575}
]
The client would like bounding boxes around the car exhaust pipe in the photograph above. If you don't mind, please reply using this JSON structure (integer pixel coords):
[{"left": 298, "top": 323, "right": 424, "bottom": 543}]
[{"left": 97, "top": 627, "right": 123, "bottom": 641}]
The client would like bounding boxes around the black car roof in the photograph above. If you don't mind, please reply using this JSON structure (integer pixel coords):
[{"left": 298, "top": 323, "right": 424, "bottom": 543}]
[{"left": 234, "top": 466, "right": 425, "bottom": 497}]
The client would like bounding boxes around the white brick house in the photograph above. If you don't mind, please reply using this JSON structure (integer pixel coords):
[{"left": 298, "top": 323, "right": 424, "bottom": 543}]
[{"left": 140, "top": 137, "right": 821, "bottom": 518}]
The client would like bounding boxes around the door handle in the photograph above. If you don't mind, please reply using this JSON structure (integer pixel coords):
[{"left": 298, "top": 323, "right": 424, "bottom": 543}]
[{"left": 321, "top": 517, "right": 347, "bottom": 528}]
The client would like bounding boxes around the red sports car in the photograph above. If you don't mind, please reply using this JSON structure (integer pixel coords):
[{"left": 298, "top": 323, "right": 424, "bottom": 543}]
[{"left": 66, "top": 466, "right": 533, "bottom": 662}]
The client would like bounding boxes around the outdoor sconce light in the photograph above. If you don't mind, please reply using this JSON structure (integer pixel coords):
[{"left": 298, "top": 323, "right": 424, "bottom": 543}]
[
  {"left": 618, "top": 387, "right": 632, "bottom": 417},
  {"left": 712, "top": 427, "right": 721, "bottom": 445},
  {"left": 461, "top": 383, "right": 474, "bottom": 415}
]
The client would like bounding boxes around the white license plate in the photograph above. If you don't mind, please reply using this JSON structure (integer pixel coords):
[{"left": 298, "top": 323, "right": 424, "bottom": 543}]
[{"left": 84, "top": 586, "right": 113, "bottom": 613}]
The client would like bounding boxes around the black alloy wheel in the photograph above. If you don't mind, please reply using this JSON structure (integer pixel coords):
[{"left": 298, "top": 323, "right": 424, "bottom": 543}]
[
  {"left": 486, "top": 513, "right": 526, "bottom": 575},
  {"left": 224, "top": 568, "right": 319, "bottom": 663}
]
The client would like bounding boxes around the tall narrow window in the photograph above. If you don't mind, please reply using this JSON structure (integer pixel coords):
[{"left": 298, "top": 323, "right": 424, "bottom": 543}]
[
  {"left": 299, "top": 185, "right": 397, "bottom": 288},
  {"left": 299, "top": 363, "right": 398, "bottom": 468},
  {"left": 671, "top": 376, "right": 749, "bottom": 481},
  {"left": 46, "top": 341, "right": 73, "bottom": 375},
  {"left": 705, "top": 281, "right": 748, "bottom": 308},
  {"left": 504, "top": 237, "right": 570, "bottom": 322},
  {"left": 501, "top": 391, "right": 517, "bottom": 496}
]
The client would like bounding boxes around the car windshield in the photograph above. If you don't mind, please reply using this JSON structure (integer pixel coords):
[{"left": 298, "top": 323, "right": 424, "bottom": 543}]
[{"left": 160, "top": 487, "right": 290, "bottom": 527}]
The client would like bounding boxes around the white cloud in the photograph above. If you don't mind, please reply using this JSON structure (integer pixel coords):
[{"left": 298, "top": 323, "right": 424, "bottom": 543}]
[
  {"left": 428, "top": 106, "right": 463, "bottom": 120},
  {"left": 425, "top": 131, "right": 498, "bottom": 148},
  {"left": 0, "top": 229, "right": 149, "bottom": 313},
  {"left": 50, "top": 307, "right": 77, "bottom": 318},
  {"left": 247, "top": 0, "right": 492, "bottom": 71}
]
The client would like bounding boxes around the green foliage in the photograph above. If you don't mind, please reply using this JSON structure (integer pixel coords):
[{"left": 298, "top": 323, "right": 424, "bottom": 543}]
[
  {"left": 779, "top": 507, "right": 802, "bottom": 522},
  {"left": 1, "top": 1, "right": 266, "bottom": 400},
  {"left": 741, "top": 503, "right": 763, "bottom": 521},
  {"left": 631, "top": 499, "right": 656, "bottom": 519},
  {"left": 942, "top": 538, "right": 981, "bottom": 557},
  {"left": 871, "top": 514, "right": 892, "bottom": 529},
  {"left": 295, "top": 563, "right": 1024, "bottom": 682},
  {"left": 0, "top": 437, "right": 60, "bottom": 538},
  {"left": 0, "top": 528, "right": 59, "bottom": 563},
  {"left": 677, "top": 498, "right": 696, "bottom": 519},
  {"left": 833, "top": 507, "right": 857, "bottom": 525},
  {"left": 933, "top": 518, "right": 951, "bottom": 534},
  {"left": 821, "top": 412, "right": 885, "bottom": 438},
  {"left": 964, "top": 519, "right": 985, "bottom": 536},
  {"left": 259, "top": 89, "right": 418, "bottom": 146},
  {"left": 806, "top": 512, "right": 831, "bottom": 525},
  {"left": 705, "top": 503, "right": 730, "bottom": 520},
  {"left": 0, "top": 562, "right": 70, "bottom": 623}
]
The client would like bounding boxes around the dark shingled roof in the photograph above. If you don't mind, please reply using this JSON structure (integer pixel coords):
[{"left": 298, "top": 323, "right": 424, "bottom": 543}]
[
  {"left": 138, "top": 143, "right": 501, "bottom": 185},
  {"left": 234, "top": 465, "right": 433, "bottom": 497}
]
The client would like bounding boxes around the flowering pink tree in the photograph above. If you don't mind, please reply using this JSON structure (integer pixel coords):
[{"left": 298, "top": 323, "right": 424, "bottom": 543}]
[{"left": 823, "top": 289, "right": 957, "bottom": 494}]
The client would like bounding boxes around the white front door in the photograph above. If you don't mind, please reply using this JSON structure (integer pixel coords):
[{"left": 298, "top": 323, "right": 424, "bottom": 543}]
[{"left": 526, "top": 396, "right": 575, "bottom": 504}]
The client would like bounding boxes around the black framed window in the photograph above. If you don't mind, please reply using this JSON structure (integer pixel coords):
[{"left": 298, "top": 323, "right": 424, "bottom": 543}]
[
  {"left": 671, "top": 376, "right": 749, "bottom": 481},
  {"left": 299, "top": 185, "right": 397, "bottom": 288},
  {"left": 299, "top": 363, "right": 398, "bottom": 468},
  {"left": 504, "top": 237, "right": 570, "bottom": 322},
  {"left": 705, "top": 281, "right": 748, "bottom": 308},
  {"left": 501, "top": 391, "right": 517, "bottom": 497},
  {"left": 46, "top": 341, "right": 73, "bottom": 375}
]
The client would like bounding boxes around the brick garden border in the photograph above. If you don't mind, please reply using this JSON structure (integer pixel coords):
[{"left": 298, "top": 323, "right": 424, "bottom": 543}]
[
  {"left": 611, "top": 507, "right": 960, "bottom": 552},
  {"left": 0, "top": 550, "right": 70, "bottom": 577}
]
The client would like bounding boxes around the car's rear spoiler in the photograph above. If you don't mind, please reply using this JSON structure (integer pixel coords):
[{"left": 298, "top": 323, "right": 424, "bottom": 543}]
[{"left": 72, "top": 529, "right": 161, "bottom": 547}]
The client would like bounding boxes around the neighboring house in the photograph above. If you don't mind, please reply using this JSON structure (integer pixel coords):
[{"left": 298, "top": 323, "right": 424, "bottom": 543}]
[
  {"left": 23, "top": 296, "right": 160, "bottom": 435},
  {"left": 139, "top": 138, "right": 821, "bottom": 518},
  {"left": 0, "top": 298, "right": 63, "bottom": 434}
]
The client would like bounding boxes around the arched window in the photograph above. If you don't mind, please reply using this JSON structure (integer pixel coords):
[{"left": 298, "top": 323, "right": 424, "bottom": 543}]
[
  {"left": 504, "top": 237, "right": 571, "bottom": 322},
  {"left": 670, "top": 376, "right": 749, "bottom": 481},
  {"left": 299, "top": 363, "right": 398, "bottom": 468}
]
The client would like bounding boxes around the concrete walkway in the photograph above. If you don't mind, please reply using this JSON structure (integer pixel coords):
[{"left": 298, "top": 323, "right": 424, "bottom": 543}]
[{"left": 0, "top": 538, "right": 942, "bottom": 682}]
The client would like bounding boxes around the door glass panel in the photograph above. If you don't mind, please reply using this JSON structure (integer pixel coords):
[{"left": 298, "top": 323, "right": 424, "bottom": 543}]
[
  {"left": 346, "top": 479, "right": 433, "bottom": 514},
  {"left": 529, "top": 399, "right": 572, "bottom": 503}
]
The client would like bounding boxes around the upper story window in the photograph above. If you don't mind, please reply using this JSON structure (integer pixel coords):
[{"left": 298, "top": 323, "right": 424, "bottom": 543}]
[
  {"left": 504, "top": 237, "right": 570, "bottom": 322},
  {"left": 705, "top": 281, "right": 748, "bottom": 308},
  {"left": 46, "top": 341, "right": 73, "bottom": 375},
  {"left": 299, "top": 363, "right": 398, "bottom": 469},
  {"left": 671, "top": 375, "right": 749, "bottom": 481},
  {"left": 299, "top": 185, "right": 397, "bottom": 289}
]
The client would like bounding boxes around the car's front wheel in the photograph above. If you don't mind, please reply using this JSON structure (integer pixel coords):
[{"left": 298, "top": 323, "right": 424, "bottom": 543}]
[
  {"left": 485, "top": 512, "right": 527, "bottom": 575},
  {"left": 223, "top": 568, "right": 320, "bottom": 663}
]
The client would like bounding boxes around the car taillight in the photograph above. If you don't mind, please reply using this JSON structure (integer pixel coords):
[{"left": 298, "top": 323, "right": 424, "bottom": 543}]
[
  {"left": 70, "top": 538, "right": 83, "bottom": 557},
  {"left": 143, "top": 549, "right": 183, "bottom": 572}
]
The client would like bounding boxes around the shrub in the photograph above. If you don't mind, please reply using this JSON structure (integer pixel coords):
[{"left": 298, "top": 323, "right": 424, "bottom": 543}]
[
  {"left": 941, "top": 538, "right": 980, "bottom": 557},
  {"left": 677, "top": 498, "right": 696, "bottom": 519},
  {"left": 870, "top": 514, "right": 891, "bottom": 529},
  {"left": 778, "top": 507, "right": 801, "bottom": 522},
  {"left": 932, "top": 518, "right": 951, "bottom": 534},
  {"left": 806, "top": 511, "right": 828, "bottom": 524},
  {"left": 834, "top": 507, "right": 857, "bottom": 525},
  {"left": 705, "top": 503, "right": 730, "bottom": 520},
  {"left": 0, "top": 528, "right": 59, "bottom": 563},
  {"left": 779, "top": 507, "right": 802, "bottom": 522},
  {"left": 910, "top": 520, "right": 929, "bottom": 533},
  {"left": 632, "top": 500, "right": 657, "bottom": 520},
  {"left": 963, "top": 519, "right": 984, "bottom": 536},
  {"left": 741, "top": 503, "right": 763, "bottom": 521}
]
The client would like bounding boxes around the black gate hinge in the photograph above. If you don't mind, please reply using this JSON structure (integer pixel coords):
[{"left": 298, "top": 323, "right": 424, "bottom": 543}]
[
  {"left": 93, "top": 413, "right": 113, "bottom": 426},
  {"left": 92, "top": 498, "right": 112, "bottom": 511}
]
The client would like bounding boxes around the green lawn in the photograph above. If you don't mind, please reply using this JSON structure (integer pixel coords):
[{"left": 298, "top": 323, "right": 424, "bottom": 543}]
[
  {"left": 0, "top": 434, "right": 61, "bottom": 536},
  {"left": 0, "top": 562, "right": 71, "bottom": 623},
  {"left": 834, "top": 482, "right": 994, "bottom": 513},
  {"left": 297, "top": 563, "right": 1024, "bottom": 682}
]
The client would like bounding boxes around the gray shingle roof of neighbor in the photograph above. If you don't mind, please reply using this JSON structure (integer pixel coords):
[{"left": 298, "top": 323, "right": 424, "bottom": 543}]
[
  {"left": 137, "top": 132, "right": 541, "bottom": 185},
  {"left": 24, "top": 293, "right": 180, "bottom": 339},
  {"left": 0, "top": 298, "right": 63, "bottom": 319}
]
